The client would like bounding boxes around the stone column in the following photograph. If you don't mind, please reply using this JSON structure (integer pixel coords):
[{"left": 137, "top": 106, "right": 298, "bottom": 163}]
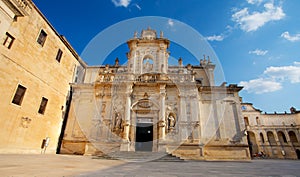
[
  {"left": 213, "top": 101, "right": 221, "bottom": 140},
  {"left": 159, "top": 85, "right": 166, "bottom": 140},
  {"left": 123, "top": 92, "right": 131, "bottom": 141},
  {"left": 121, "top": 85, "right": 132, "bottom": 151},
  {"left": 179, "top": 94, "right": 187, "bottom": 140}
]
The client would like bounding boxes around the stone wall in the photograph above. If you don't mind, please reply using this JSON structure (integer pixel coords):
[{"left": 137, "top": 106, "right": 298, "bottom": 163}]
[{"left": 0, "top": 0, "right": 85, "bottom": 154}]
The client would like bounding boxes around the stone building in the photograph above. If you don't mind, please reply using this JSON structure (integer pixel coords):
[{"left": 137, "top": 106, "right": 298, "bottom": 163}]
[
  {"left": 242, "top": 103, "right": 300, "bottom": 159},
  {"left": 61, "top": 28, "right": 251, "bottom": 160},
  {"left": 0, "top": 0, "right": 85, "bottom": 154}
]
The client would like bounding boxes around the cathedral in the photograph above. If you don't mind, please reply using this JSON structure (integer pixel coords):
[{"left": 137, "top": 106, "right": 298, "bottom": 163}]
[
  {"left": 61, "top": 28, "right": 250, "bottom": 160},
  {"left": 1, "top": 0, "right": 299, "bottom": 160}
]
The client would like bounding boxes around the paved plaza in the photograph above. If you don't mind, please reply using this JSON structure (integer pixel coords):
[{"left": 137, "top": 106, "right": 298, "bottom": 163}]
[{"left": 1, "top": 154, "right": 300, "bottom": 177}]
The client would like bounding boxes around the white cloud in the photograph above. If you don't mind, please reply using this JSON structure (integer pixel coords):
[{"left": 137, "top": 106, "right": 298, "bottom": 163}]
[
  {"left": 205, "top": 34, "right": 225, "bottom": 41},
  {"left": 111, "top": 0, "right": 131, "bottom": 8},
  {"left": 240, "top": 62, "right": 300, "bottom": 94},
  {"left": 249, "top": 49, "right": 268, "bottom": 56},
  {"left": 281, "top": 31, "right": 300, "bottom": 42},
  {"left": 294, "top": 61, "right": 300, "bottom": 65},
  {"left": 247, "top": 0, "right": 264, "bottom": 5},
  {"left": 239, "top": 78, "right": 282, "bottom": 94},
  {"left": 168, "top": 19, "right": 174, "bottom": 27},
  {"left": 264, "top": 65, "right": 300, "bottom": 83},
  {"left": 232, "top": 1, "right": 285, "bottom": 32}
]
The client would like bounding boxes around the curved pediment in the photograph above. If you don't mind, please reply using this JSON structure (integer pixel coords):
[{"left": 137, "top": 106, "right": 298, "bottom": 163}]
[{"left": 131, "top": 98, "right": 160, "bottom": 111}]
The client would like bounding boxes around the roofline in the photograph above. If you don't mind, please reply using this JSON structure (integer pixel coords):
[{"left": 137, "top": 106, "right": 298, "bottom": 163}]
[{"left": 29, "top": 1, "right": 87, "bottom": 67}]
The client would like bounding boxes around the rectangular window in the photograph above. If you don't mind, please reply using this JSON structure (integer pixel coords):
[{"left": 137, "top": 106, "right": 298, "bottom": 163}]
[
  {"left": 3, "top": 32, "right": 15, "bottom": 49},
  {"left": 38, "top": 97, "right": 48, "bottom": 114},
  {"left": 56, "top": 49, "right": 63, "bottom": 62},
  {"left": 37, "top": 29, "right": 47, "bottom": 46},
  {"left": 12, "top": 84, "right": 26, "bottom": 105}
]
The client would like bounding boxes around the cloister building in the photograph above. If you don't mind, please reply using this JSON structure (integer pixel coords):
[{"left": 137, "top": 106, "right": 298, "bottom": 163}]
[{"left": 242, "top": 103, "right": 300, "bottom": 159}]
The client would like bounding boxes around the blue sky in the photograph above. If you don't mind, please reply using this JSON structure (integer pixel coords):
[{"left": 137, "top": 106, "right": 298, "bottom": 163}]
[{"left": 32, "top": 0, "right": 300, "bottom": 113}]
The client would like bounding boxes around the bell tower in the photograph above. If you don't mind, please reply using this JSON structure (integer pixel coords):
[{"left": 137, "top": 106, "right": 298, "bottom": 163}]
[{"left": 126, "top": 28, "right": 170, "bottom": 74}]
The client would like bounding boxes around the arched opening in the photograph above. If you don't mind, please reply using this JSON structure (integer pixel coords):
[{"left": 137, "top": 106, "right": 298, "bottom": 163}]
[
  {"left": 142, "top": 57, "right": 154, "bottom": 73},
  {"left": 244, "top": 117, "right": 249, "bottom": 126},
  {"left": 289, "top": 131, "right": 298, "bottom": 143},
  {"left": 267, "top": 131, "right": 276, "bottom": 145},
  {"left": 256, "top": 117, "right": 260, "bottom": 125},
  {"left": 277, "top": 131, "right": 287, "bottom": 144},
  {"left": 247, "top": 131, "right": 258, "bottom": 157},
  {"left": 260, "top": 133, "right": 265, "bottom": 143}
]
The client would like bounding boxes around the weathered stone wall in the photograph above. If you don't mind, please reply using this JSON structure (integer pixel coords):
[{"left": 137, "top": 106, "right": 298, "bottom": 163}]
[
  {"left": 0, "top": 0, "right": 85, "bottom": 154},
  {"left": 242, "top": 103, "right": 300, "bottom": 159}
]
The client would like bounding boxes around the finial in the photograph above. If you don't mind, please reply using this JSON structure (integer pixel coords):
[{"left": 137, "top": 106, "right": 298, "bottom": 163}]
[
  {"left": 178, "top": 57, "right": 183, "bottom": 66},
  {"left": 160, "top": 31, "right": 164, "bottom": 38},
  {"left": 207, "top": 56, "right": 211, "bottom": 64},
  {"left": 115, "top": 57, "right": 119, "bottom": 66},
  {"left": 134, "top": 31, "right": 138, "bottom": 38}
]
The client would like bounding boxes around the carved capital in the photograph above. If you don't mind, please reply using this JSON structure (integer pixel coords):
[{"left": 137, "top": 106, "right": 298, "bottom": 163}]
[{"left": 159, "top": 120, "right": 166, "bottom": 127}]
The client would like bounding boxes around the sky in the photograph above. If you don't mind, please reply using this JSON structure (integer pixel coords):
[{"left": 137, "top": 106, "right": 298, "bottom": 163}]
[{"left": 32, "top": 0, "right": 300, "bottom": 113}]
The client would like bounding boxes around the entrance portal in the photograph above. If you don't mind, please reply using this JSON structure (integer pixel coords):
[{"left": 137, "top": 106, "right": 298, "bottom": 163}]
[{"left": 135, "top": 123, "right": 153, "bottom": 151}]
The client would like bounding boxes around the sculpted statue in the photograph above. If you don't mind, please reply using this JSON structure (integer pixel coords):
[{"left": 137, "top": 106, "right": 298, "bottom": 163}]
[
  {"left": 114, "top": 113, "right": 122, "bottom": 129},
  {"left": 168, "top": 114, "right": 176, "bottom": 128}
]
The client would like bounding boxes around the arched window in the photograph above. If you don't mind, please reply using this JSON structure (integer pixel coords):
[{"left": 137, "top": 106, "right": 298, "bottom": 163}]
[
  {"left": 267, "top": 131, "right": 276, "bottom": 145},
  {"left": 256, "top": 117, "right": 260, "bottom": 125},
  {"left": 244, "top": 117, "right": 249, "bottom": 126},
  {"left": 289, "top": 131, "right": 298, "bottom": 143},
  {"left": 260, "top": 133, "right": 265, "bottom": 143},
  {"left": 143, "top": 57, "right": 154, "bottom": 73},
  {"left": 277, "top": 131, "right": 287, "bottom": 144}
]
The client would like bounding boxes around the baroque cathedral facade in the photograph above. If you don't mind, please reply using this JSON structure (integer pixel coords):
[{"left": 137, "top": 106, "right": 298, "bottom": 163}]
[
  {"left": 1, "top": 0, "right": 299, "bottom": 160},
  {"left": 61, "top": 28, "right": 250, "bottom": 160}
]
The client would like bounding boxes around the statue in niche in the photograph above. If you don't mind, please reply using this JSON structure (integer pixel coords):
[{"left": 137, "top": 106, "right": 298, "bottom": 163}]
[
  {"left": 168, "top": 114, "right": 176, "bottom": 129},
  {"left": 143, "top": 59, "right": 153, "bottom": 73},
  {"left": 114, "top": 113, "right": 123, "bottom": 130},
  {"left": 145, "top": 61, "right": 151, "bottom": 72}
]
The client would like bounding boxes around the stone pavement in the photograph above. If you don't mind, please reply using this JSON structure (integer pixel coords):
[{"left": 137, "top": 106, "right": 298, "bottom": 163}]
[
  {"left": 1, "top": 154, "right": 300, "bottom": 177},
  {"left": 0, "top": 154, "right": 124, "bottom": 177}
]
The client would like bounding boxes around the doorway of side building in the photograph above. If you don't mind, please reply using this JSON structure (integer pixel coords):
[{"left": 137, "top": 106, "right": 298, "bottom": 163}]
[
  {"left": 135, "top": 123, "right": 153, "bottom": 151},
  {"left": 296, "top": 149, "right": 300, "bottom": 159}
]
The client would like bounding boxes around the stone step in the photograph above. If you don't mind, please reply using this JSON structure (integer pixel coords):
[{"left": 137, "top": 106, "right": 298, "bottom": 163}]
[{"left": 93, "top": 151, "right": 184, "bottom": 162}]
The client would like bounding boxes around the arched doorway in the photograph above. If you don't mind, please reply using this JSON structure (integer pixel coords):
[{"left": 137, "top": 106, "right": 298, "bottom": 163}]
[
  {"left": 267, "top": 131, "right": 276, "bottom": 145},
  {"left": 277, "top": 131, "right": 287, "bottom": 144},
  {"left": 247, "top": 131, "right": 258, "bottom": 157},
  {"left": 131, "top": 96, "right": 160, "bottom": 152},
  {"left": 289, "top": 131, "right": 298, "bottom": 143},
  {"left": 260, "top": 133, "right": 265, "bottom": 143}
]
